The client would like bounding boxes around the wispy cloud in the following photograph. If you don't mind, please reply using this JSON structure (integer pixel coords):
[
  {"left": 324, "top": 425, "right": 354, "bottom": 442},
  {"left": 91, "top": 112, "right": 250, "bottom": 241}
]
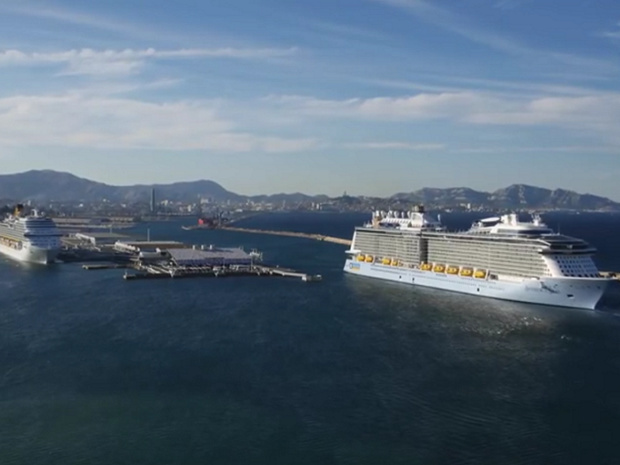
[
  {"left": 345, "top": 142, "right": 444, "bottom": 150},
  {"left": 453, "top": 145, "right": 620, "bottom": 154},
  {"left": 1, "top": 5, "right": 157, "bottom": 41},
  {"left": 0, "top": 47, "right": 299, "bottom": 76},
  {"left": 310, "top": 21, "right": 390, "bottom": 42},
  {"left": 370, "top": 0, "right": 535, "bottom": 55},
  {"left": 600, "top": 21, "right": 620, "bottom": 40},
  {"left": 370, "top": 0, "right": 618, "bottom": 72},
  {"left": 493, "top": 0, "right": 532, "bottom": 10},
  {"left": 0, "top": 94, "right": 316, "bottom": 152},
  {"left": 365, "top": 76, "right": 604, "bottom": 98}
]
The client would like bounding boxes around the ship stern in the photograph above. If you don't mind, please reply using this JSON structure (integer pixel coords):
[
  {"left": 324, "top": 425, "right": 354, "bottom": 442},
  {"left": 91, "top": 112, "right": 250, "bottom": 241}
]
[{"left": 29, "top": 246, "right": 60, "bottom": 265}]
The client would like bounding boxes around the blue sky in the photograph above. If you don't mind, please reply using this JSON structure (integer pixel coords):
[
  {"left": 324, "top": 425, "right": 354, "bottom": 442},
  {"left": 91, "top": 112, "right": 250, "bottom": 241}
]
[{"left": 0, "top": 0, "right": 619, "bottom": 198}]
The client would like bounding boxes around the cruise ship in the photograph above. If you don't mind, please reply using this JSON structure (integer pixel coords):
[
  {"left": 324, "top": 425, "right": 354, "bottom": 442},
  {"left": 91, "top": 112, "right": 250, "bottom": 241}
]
[
  {"left": 344, "top": 206, "right": 611, "bottom": 309},
  {"left": 0, "top": 205, "right": 62, "bottom": 264}
]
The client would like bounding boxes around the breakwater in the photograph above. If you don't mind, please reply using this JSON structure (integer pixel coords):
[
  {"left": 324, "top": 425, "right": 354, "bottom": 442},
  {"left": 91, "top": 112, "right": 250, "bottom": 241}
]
[{"left": 219, "top": 226, "right": 352, "bottom": 246}]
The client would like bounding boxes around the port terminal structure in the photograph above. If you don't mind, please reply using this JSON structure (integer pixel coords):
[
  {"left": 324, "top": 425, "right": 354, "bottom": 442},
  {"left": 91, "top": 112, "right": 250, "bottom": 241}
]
[
  {"left": 217, "top": 226, "right": 352, "bottom": 246},
  {"left": 81, "top": 240, "right": 322, "bottom": 282}
]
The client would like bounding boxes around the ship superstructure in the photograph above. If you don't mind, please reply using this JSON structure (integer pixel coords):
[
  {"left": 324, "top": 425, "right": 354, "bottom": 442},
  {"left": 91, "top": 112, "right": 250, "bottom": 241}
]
[
  {"left": 0, "top": 206, "right": 62, "bottom": 264},
  {"left": 344, "top": 207, "right": 610, "bottom": 309}
]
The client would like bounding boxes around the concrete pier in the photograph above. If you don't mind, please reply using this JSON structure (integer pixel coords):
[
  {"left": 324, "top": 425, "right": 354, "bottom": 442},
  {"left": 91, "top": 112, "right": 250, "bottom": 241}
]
[{"left": 219, "top": 226, "right": 352, "bottom": 246}]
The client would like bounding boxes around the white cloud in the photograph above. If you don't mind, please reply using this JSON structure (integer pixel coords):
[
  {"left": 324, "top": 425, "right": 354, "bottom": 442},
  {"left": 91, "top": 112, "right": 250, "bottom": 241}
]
[
  {"left": 0, "top": 47, "right": 299, "bottom": 76},
  {"left": 268, "top": 91, "right": 620, "bottom": 143},
  {"left": 0, "top": 94, "right": 316, "bottom": 152}
]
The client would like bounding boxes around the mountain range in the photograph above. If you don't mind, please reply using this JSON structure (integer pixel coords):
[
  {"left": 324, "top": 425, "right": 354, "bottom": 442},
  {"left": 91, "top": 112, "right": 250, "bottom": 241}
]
[{"left": 0, "top": 170, "right": 618, "bottom": 211}]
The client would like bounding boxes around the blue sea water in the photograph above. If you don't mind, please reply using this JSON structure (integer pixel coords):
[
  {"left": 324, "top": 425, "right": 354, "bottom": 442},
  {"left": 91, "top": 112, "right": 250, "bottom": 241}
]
[{"left": 2, "top": 212, "right": 620, "bottom": 464}]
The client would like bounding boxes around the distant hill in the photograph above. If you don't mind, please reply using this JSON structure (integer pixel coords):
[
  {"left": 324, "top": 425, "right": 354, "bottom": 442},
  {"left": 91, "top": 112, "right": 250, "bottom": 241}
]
[
  {"left": 0, "top": 170, "right": 618, "bottom": 211},
  {"left": 392, "top": 184, "right": 620, "bottom": 211},
  {"left": 0, "top": 170, "right": 239, "bottom": 203}
]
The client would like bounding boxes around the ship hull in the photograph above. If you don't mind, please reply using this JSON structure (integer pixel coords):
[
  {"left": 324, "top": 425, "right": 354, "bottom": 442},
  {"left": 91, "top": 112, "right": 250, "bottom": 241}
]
[
  {"left": 344, "top": 259, "right": 610, "bottom": 310},
  {"left": 0, "top": 242, "right": 60, "bottom": 265}
]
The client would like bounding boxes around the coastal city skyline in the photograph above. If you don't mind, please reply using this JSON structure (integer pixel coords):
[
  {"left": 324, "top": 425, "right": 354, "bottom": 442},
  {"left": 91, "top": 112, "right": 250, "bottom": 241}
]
[{"left": 0, "top": 1, "right": 619, "bottom": 198}]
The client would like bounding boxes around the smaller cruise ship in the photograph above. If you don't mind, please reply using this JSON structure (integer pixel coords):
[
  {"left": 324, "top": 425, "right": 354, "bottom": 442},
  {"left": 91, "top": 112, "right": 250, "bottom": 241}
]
[{"left": 0, "top": 205, "right": 63, "bottom": 264}]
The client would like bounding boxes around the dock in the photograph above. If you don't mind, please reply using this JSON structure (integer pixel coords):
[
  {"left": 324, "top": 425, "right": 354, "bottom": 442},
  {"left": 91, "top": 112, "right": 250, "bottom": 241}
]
[
  {"left": 219, "top": 226, "right": 352, "bottom": 246},
  {"left": 82, "top": 263, "right": 130, "bottom": 270},
  {"left": 122, "top": 265, "right": 322, "bottom": 282},
  {"left": 76, "top": 239, "right": 323, "bottom": 283}
]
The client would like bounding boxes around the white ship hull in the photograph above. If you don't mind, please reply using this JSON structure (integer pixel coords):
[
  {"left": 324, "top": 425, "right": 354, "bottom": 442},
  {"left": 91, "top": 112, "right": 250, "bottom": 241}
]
[
  {"left": 0, "top": 242, "right": 60, "bottom": 265},
  {"left": 344, "top": 259, "right": 610, "bottom": 310}
]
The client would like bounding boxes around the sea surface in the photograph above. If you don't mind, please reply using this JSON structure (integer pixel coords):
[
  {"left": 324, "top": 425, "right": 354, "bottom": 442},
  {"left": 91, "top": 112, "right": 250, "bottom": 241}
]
[{"left": 2, "top": 211, "right": 620, "bottom": 464}]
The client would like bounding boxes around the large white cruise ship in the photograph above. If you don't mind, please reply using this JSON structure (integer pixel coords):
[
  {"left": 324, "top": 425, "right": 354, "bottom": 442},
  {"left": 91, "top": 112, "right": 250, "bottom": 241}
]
[
  {"left": 344, "top": 206, "right": 612, "bottom": 309},
  {"left": 0, "top": 206, "right": 62, "bottom": 264}
]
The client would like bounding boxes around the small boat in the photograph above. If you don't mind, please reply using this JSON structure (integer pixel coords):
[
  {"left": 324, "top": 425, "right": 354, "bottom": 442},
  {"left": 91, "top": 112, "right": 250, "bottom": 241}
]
[
  {"left": 357, "top": 254, "right": 366, "bottom": 262},
  {"left": 446, "top": 266, "right": 459, "bottom": 275},
  {"left": 365, "top": 255, "right": 374, "bottom": 263},
  {"left": 433, "top": 264, "right": 445, "bottom": 273},
  {"left": 420, "top": 263, "right": 432, "bottom": 271},
  {"left": 460, "top": 268, "right": 473, "bottom": 277},
  {"left": 382, "top": 257, "right": 391, "bottom": 265},
  {"left": 391, "top": 258, "right": 399, "bottom": 266}
]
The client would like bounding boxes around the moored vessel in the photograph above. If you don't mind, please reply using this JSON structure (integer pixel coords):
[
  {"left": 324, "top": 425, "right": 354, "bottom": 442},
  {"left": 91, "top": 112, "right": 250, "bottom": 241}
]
[
  {"left": 0, "top": 205, "right": 62, "bottom": 264},
  {"left": 344, "top": 206, "right": 611, "bottom": 309}
]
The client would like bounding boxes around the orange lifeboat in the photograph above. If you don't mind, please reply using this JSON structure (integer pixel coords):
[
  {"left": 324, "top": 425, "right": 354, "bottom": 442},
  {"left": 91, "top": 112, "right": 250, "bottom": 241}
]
[{"left": 474, "top": 269, "right": 487, "bottom": 279}]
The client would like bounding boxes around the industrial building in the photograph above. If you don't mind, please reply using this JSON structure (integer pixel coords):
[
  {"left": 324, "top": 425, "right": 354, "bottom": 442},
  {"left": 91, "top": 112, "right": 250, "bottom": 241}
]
[
  {"left": 75, "top": 232, "right": 131, "bottom": 246},
  {"left": 113, "top": 240, "right": 186, "bottom": 253}
]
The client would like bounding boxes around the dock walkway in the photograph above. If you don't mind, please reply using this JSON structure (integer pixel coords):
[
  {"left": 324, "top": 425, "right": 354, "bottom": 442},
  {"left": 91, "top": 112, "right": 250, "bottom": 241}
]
[{"left": 220, "top": 226, "right": 352, "bottom": 246}]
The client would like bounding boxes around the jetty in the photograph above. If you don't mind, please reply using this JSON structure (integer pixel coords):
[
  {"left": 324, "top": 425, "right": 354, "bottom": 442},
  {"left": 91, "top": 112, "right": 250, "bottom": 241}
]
[
  {"left": 122, "top": 265, "right": 322, "bottom": 282},
  {"left": 219, "top": 226, "right": 352, "bottom": 246}
]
